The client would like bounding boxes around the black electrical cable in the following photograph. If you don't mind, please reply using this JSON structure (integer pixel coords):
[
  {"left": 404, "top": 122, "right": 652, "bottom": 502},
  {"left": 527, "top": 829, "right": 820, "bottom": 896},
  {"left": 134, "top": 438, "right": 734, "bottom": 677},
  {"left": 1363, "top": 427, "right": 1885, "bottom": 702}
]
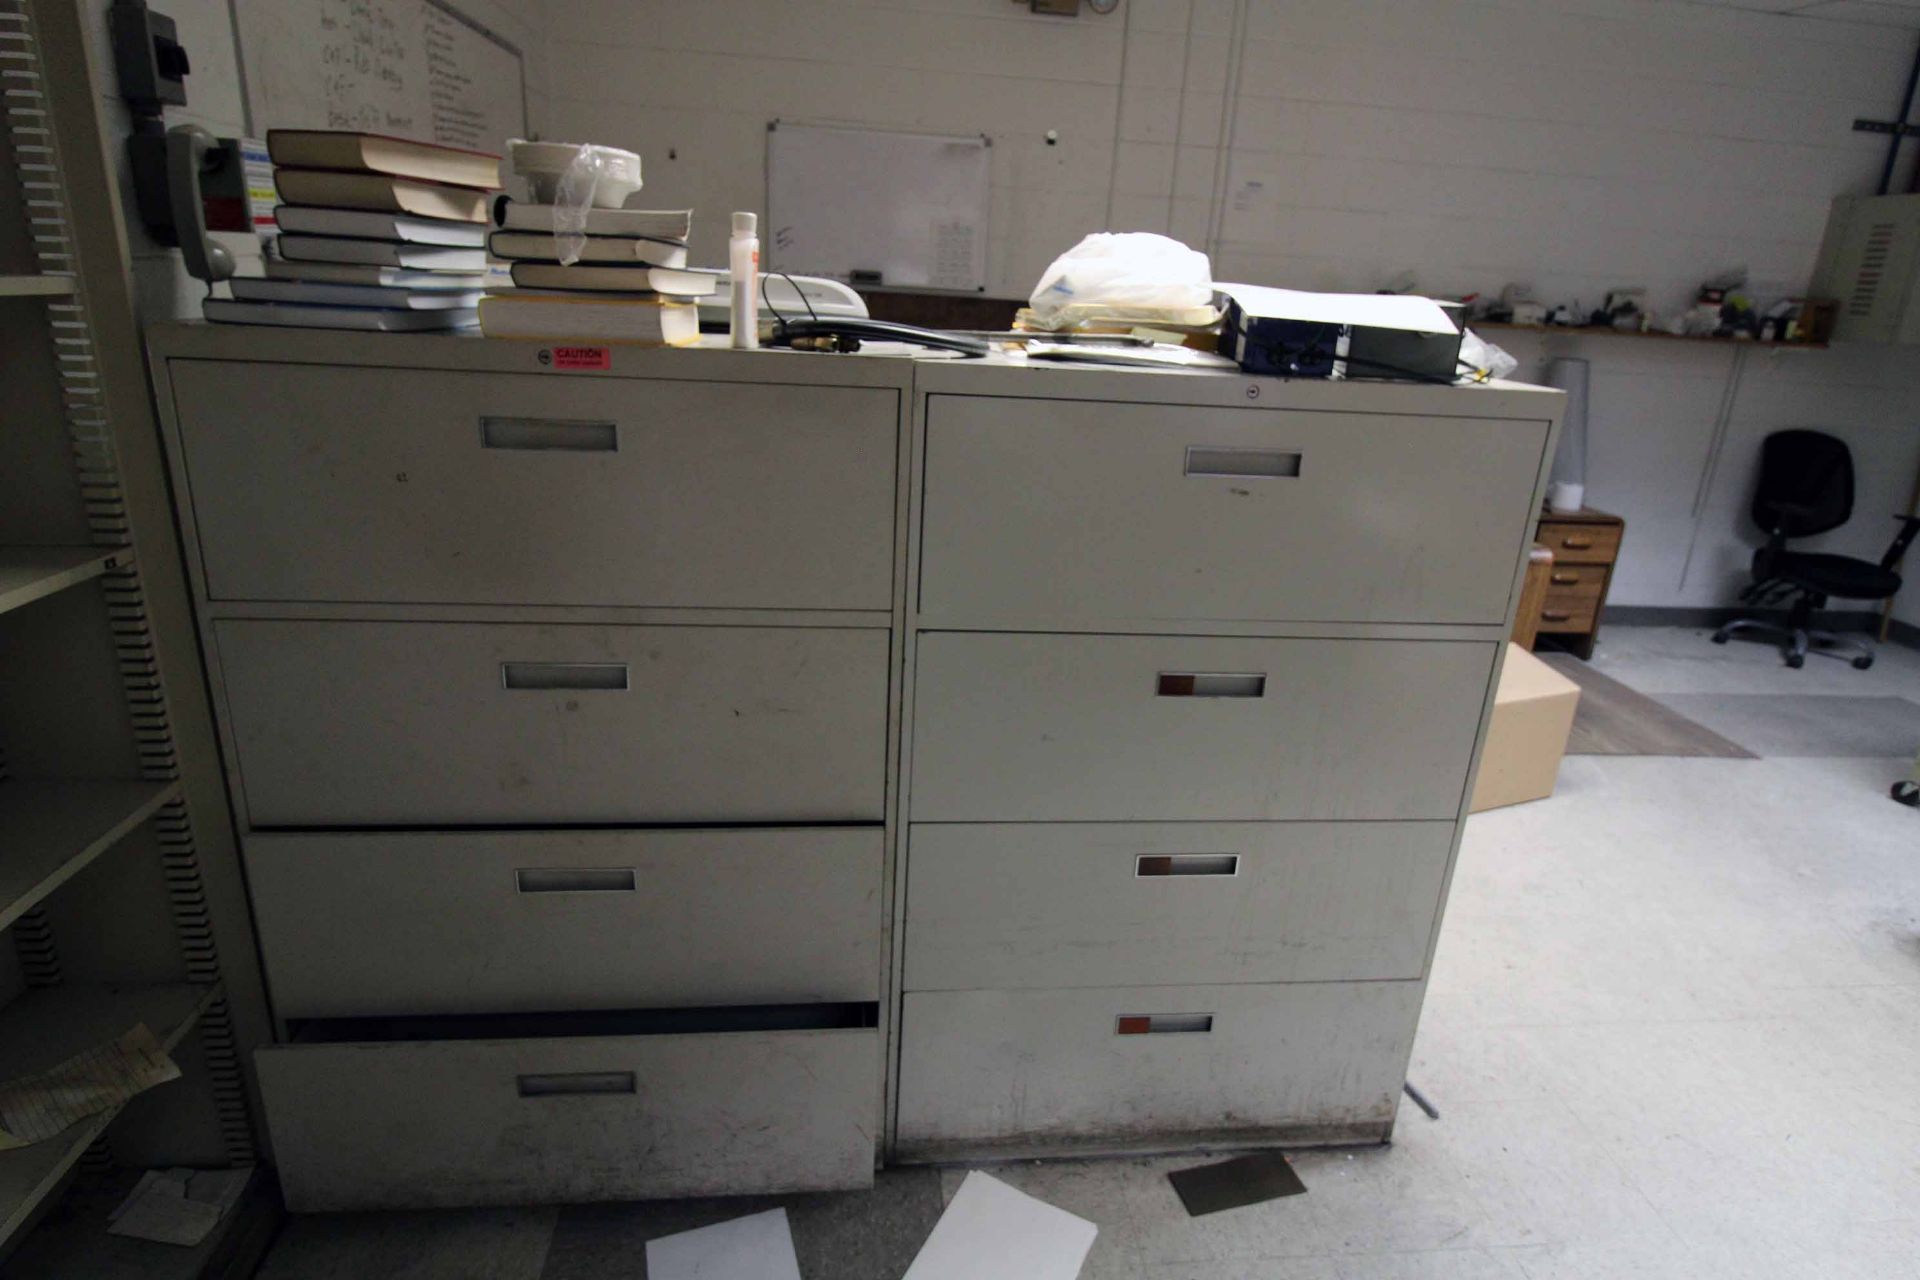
[{"left": 776, "top": 317, "right": 991, "bottom": 357}]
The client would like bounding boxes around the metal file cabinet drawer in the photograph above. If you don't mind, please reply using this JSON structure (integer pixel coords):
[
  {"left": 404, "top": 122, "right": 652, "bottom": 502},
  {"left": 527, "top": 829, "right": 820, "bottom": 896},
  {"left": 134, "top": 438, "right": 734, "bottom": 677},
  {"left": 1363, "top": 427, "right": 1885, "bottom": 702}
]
[
  {"left": 918, "top": 395, "right": 1548, "bottom": 623},
  {"left": 217, "top": 619, "right": 888, "bottom": 826},
  {"left": 257, "top": 1020, "right": 879, "bottom": 1210},
  {"left": 909, "top": 632, "right": 1495, "bottom": 822},
  {"left": 903, "top": 821, "right": 1453, "bottom": 991},
  {"left": 168, "top": 361, "right": 897, "bottom": 609},
  {"left": 894, "top": 982, "right": 1420, "bottom": 1157},
  {"left": 250, "top": 828, "right": 884, "bottom": 1018}
]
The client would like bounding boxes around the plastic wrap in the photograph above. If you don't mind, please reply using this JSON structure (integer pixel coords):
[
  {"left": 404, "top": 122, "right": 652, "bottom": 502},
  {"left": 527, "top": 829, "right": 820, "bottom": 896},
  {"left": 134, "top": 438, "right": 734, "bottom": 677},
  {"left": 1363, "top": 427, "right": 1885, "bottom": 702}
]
[
  {"left": 1027, "top": 233, "right": 1214, "bottom": 327},
  {"left": 551, "top": 146, "right": 605, "bottom": 266}
]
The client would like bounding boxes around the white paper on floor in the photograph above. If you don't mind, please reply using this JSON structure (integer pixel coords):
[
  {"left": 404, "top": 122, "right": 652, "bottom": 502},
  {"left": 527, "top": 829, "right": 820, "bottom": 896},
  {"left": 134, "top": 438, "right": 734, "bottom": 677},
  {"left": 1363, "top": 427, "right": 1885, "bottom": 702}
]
[
  {"left": 644, "top": 1207, "right": 802, "bottom": 1280},
  {"left": 902, "top": 1170, "right": 1098, "bottom": 1280},
  {"left": 107, "top": 1166, "right": 251, "bottom": 1247}
]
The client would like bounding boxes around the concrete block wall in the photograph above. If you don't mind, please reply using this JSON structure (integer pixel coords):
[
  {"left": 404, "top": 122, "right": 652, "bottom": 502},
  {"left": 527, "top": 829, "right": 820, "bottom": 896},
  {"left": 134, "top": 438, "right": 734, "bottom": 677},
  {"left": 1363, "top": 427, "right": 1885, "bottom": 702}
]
[{"left": 540, "top": 0, "right": 1920, "bottom": 625}]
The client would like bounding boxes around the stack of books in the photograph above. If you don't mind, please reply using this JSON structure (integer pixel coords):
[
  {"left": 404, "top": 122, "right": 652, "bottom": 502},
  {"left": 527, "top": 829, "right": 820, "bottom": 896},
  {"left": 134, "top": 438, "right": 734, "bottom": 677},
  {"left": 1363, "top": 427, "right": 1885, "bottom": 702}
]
[
  {"left": 478, "top": 202, "right": 711, "bottom": 345},
  {"left": 205, "top": 131, "right": 501, "bottom": 332}
]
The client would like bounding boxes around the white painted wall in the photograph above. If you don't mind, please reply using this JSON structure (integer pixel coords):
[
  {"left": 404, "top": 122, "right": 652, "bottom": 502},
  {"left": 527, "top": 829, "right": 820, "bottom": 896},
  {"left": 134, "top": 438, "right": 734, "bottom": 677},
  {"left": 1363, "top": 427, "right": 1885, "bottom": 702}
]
[{"left": 542, "top": 0, "right": 1920, "bottom": 625}]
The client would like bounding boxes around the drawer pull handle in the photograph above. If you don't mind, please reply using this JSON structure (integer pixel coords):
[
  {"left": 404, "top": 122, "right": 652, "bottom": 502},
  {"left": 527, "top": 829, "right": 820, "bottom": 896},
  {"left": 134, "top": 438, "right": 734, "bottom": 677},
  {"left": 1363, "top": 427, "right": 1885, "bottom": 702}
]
[
  {"left": 1550, "top": 571, "right": 1580, "bottom": 585},
  {"left": 1116, "top": 1013, "right": 1214, "bottom": 1035},
  {"left": 1136, "top": 854, "right": 1240, "bottom": 878},
  {"left": 516, "top": 867, "right": 636, "bottom": 894},
  {"left": 517, "top": 1071, "right": 635, "bottom": 1098},
  {"left": 501, "top": 662, "right": 629, "bottom": 691},
  {"left": 1184, "top": 446, "right": 1301, "bottom": 479},
  {"left": 1157, "top": 672, "right": 1265, "bottom": 698},
  {"left": 1542, "top": 609, "right": 1573, "bottom": 623},
  {"left": 480, "top": 416, "right": 618, "bottom": 452},
  {"left": 1560, "top": 536, "right": 1594, "bottom": 549}
]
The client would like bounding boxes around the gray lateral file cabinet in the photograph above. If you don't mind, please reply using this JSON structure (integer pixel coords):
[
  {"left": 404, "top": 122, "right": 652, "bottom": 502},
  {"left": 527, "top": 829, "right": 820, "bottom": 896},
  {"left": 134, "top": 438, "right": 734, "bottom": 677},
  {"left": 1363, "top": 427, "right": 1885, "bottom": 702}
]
[{"left": 147, "top": 325, "right": 1560, "bottom": 1208}]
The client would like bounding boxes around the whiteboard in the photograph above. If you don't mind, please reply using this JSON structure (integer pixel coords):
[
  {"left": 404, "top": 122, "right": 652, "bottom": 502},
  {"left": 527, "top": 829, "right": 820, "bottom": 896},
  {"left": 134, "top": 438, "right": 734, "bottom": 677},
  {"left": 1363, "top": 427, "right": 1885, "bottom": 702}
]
[
  {"left": 767, "top": 122, "right": 989, "bottom": 292},
  {"left": 237, "top": 0, "right": 526, "bottom": 155}
]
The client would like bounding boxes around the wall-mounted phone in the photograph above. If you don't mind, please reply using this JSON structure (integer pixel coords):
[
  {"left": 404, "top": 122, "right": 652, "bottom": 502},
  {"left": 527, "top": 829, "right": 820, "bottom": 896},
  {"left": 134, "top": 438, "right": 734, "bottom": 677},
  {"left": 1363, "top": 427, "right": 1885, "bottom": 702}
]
[
  {"left": 112, "top": 0, "right": 241, "bottom": 284},
  {"left": 163, "top": 126, "right": 237, "bottom": 283}
]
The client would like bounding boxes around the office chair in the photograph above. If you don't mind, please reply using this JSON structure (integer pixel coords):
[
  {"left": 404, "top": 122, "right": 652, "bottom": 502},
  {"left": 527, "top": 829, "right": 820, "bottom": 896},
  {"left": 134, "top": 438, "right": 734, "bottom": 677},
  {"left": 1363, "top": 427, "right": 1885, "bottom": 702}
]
[{"left": 1712, "top": 429, "right": 1920, "bottom": 669}]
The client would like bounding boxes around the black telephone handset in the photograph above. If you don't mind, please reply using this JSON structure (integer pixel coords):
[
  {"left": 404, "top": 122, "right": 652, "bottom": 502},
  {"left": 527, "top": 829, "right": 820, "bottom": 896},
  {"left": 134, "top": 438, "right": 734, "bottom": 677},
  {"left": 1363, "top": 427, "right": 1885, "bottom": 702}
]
[{"left": 164, "top": 124, "right": 234, "bottom": 285}]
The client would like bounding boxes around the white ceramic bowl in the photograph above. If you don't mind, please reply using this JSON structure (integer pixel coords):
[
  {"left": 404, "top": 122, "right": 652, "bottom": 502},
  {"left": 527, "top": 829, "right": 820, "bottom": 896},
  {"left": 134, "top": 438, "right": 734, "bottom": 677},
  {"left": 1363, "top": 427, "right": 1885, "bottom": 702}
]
[{"left": 508, "top": 140, "right": 642, "bottom": 208}]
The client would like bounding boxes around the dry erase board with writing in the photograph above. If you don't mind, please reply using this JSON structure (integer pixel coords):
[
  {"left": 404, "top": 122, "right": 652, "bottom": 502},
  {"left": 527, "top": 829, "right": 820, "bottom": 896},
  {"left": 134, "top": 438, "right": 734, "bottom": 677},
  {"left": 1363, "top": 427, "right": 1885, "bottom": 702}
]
[
  {"left": 767, "top": 122, "right": 989, "bottom": 291},
  {"left": 236, "top": 0, "right": 526, "bottom": 154}
]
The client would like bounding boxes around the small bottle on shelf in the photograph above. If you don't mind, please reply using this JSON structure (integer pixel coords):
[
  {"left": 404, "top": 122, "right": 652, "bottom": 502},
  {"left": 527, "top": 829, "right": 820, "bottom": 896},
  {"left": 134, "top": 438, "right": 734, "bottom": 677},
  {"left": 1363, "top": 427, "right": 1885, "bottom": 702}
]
[{"left": 730, "top": 212, "right": 760, "bottom": 350}]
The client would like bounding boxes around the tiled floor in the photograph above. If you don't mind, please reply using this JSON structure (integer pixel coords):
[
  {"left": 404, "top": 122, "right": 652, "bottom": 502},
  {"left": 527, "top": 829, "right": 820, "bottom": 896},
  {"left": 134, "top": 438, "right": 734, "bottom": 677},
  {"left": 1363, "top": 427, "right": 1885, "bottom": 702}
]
[{"left": 252, "top": 627, "right": 1920, "bottom": 1280}]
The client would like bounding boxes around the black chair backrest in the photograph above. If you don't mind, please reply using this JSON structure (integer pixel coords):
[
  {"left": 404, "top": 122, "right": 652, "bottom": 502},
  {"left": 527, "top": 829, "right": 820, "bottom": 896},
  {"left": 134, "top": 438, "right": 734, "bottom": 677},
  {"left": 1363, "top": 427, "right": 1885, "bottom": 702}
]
[{"left": 1752, "top": 429, "right": 1853, "bottom": 538}]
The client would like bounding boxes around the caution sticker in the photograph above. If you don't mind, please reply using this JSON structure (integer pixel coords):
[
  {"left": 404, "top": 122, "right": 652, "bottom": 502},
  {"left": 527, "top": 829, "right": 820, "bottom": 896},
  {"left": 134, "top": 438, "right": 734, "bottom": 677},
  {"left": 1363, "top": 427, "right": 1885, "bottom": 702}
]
[{"left": 544, "top": 346, "right": 611, "bottom": 370}]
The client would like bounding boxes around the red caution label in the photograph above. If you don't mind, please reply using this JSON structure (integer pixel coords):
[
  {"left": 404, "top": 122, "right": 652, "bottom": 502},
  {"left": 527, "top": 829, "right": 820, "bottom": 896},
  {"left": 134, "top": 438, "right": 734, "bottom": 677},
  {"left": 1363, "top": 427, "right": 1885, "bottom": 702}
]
[{"left": 546, "top": 346, "right": 610, "bottom": 370}]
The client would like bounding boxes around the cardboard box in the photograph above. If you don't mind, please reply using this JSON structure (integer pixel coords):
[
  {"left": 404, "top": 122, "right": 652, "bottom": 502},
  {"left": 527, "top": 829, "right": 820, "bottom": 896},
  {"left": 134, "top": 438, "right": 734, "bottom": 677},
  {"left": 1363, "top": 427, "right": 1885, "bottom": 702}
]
[{"left": 1469, "top": 643, "right": 1581, "bottom": 813}]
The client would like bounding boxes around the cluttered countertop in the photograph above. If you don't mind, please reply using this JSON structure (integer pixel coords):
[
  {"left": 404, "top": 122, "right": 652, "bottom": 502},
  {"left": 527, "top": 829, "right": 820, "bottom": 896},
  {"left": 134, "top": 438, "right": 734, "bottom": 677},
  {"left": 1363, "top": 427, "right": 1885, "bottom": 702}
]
[{"left": 172, "top": 131, "right": 1569, "bottom": 397}]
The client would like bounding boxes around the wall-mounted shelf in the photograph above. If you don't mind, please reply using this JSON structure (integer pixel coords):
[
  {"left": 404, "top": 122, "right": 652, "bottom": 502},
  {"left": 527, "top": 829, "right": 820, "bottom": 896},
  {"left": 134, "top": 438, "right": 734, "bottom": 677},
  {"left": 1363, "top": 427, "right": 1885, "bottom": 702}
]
[
  {"left": 0, "top": 780, "right": 181, "bottom": 933},
  {"left": 0, "top": 983, "right": 219, "bottom": 1250},
  {"left": 1475, "top": 322, "right": 1827, "bottom": 350},
  {"left": 0, "top": 547, "right": 126, "bottom": 618},
  {"left": 0, "top": 275, "right": 74, "bottom": 298}
]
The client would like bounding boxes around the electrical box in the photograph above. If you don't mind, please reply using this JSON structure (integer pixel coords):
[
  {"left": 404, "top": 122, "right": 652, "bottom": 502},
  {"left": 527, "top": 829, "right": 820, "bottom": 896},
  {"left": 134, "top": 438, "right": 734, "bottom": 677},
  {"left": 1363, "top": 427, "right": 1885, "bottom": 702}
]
[
  {"left": 1809, "top": 193, "right": 1920, "bottom": 345},
  {"left": 110, "top": 3, "right": 189, "bottom": 114}
]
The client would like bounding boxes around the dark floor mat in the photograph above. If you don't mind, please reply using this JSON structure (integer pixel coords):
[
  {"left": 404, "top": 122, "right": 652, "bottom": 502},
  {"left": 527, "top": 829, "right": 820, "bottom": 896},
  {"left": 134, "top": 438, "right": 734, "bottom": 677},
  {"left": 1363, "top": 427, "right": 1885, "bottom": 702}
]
[{"left": 1536, "top": 654, "right": 1756, "bottom": 758}]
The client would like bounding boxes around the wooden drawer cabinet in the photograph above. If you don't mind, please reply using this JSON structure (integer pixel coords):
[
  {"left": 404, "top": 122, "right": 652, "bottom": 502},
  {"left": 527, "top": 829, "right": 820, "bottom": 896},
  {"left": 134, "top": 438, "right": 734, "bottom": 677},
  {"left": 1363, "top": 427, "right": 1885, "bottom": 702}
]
[
  {"left": 1537, "top": 517, "right": 1623, "bottom": 566},
  {"left": 1531, "top": 508, "right": 1625, "bottom": 658}
]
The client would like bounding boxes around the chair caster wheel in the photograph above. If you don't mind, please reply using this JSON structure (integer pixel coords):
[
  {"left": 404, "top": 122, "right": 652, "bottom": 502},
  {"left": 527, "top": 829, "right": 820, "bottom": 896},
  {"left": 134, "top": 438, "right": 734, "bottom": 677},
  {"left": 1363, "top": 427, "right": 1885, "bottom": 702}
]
[
  {"left": 1786, "top": 654, "right": 1805, "bottom": 669},
  {"left": 1894, "top": 781, "right": 1920, "bottom": 807},
  {"left": 1711, "top": 630, "right": 1730, "bottom": 644},
  {"left": 1853, "top": 655, "right": 1874, "bottom": 670}
]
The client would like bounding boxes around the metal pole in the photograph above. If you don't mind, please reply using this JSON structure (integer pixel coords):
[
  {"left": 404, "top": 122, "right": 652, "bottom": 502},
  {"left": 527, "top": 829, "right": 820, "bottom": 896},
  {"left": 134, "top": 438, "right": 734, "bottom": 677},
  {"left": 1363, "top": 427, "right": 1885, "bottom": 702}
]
[{"left": 1880, "top": 34, "right": 1920, "bottom": 196}]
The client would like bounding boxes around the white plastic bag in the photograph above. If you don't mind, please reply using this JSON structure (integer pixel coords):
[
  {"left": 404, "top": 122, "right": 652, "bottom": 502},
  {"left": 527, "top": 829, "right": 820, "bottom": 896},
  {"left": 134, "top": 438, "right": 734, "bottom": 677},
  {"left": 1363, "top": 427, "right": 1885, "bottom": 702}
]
[
  {"left": 1459, "top": 328, "right": 1518, "bottom": 382},
  {"left": 1028, "top": 233, "right": 1213, "bottom": 324}
]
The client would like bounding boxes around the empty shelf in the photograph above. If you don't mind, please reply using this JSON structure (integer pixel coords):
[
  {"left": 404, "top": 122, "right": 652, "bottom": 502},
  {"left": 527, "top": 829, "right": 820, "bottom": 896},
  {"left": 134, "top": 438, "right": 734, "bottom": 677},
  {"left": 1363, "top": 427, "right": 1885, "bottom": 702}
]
[
  {"left": 0, "top": 547, "right": 127, "bottom": 618},
  {"left": 0, "top": 983, "right": 219, "bottom": 1250},
  {"left": 0, "top": 275, "right": 74, "bottom": 299},
  {"left": 0, "top": 780, "right": 181, "bottom": 932}
]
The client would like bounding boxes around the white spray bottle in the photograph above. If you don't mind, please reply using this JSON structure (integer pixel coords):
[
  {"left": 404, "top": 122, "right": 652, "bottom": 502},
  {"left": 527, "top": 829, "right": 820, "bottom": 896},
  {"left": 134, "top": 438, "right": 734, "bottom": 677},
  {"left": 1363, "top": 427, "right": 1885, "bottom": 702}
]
[{"left": 729, "top": 212, "right": 759, "bottom": 350}]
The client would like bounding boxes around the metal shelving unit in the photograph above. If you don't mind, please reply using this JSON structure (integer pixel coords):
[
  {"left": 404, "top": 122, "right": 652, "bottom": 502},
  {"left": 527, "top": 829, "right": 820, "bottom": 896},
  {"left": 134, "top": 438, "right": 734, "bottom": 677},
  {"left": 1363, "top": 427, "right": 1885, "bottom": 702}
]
[
  {"left": 0, "top": 272, "right": 70, "bottom": 296},
  {"left": 0, "top": 545, "right": 127, "bottom": 616},
  {"left": 0, "top": 0, "right": 269, "bottom": 1268},
  {"left": 0, "top": 984, "right": 219, "bottom": 1246},
  {"left": 0, "top": 779, "right": 180, "bottom": 932}
]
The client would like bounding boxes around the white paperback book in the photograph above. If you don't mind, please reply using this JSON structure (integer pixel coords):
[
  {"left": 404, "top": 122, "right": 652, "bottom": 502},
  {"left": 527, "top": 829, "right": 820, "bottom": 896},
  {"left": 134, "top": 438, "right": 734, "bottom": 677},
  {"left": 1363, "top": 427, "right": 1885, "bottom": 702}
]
[
  {"left": 492, "top": 199, "right": 692, "bottom": 241},
  {"left": 231, "top": 278, "right": 483, "bottom": 309},
  {"left": 262, "top": 259, "right": 497, "bottom": 290},
  {"left": 203, "top": 299, "right": 478, "bottom": 331},
  {"left": 486, "top": 231, "right": 688, "bottom": 268},
  {"left": 276, "top": 235, "right": 488, "bottom": 272},
  {"left": 273, "top": 205, "right": 488, "bottom": 246}
]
